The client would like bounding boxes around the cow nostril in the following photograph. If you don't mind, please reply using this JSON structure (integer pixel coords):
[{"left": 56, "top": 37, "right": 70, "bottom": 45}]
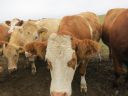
[
  {"left": 63, "top": 92, "right": 67, "bottom": 96},
  {"left": 13, "top": 68, "right": 17, "bottom": 71},
  {"left": 34, "top": 36, "right": 38, "bottom": 40}
]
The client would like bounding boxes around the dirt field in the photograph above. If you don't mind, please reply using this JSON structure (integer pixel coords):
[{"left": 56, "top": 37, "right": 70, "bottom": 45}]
[{"left": 0, "top": 42, "right": 128, "bottom": 96}]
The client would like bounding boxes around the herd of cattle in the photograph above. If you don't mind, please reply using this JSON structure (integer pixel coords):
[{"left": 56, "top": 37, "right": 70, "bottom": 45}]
[{"left": 0, "top": 8, "right": 128, "bottom": 96}]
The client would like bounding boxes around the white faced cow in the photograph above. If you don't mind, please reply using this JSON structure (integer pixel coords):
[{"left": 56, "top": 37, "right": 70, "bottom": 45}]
[{"left": 24, "top": 12, "right": 101, "bottom": 96}]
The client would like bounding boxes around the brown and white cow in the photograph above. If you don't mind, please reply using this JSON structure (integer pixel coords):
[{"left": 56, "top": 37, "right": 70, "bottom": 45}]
[
  {"left": 108, "top": 9, "right": 128, "bottom": 88},
  {"left": 3, "top": 18, "right": 60, "bottom": 74},
  {"left": 102, "top": 8, "right": 126, "bottom": 59},
  {"left": 24, "top": 12, "right": 101, "bottom": 96}
]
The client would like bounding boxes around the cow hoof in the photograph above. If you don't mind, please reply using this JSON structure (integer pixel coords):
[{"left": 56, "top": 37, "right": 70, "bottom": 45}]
[
  {"left": 81, "top": 88, "right": 87, "bottom": 96},
  {"left": 80, "top": 87, "right": 87, "bottom": 96},
  {"left": 115, "top": 90, "right": 119, "bottom": 96},
  {"left": 32, "top": 69, "right": 36, "bottom": 75}
]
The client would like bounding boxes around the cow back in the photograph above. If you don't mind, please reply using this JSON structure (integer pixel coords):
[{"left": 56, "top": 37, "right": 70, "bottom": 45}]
[
  {"left": 78, "top": 12, "right": 102, "bottom": 41},
  {"left": 58, "top": 15, "right": 92, "bottom": 40}
]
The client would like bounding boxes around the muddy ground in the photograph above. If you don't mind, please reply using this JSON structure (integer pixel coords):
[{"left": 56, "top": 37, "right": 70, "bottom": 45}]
[{"left": 0, "top": 44, "right": 128, "bottom": 96}]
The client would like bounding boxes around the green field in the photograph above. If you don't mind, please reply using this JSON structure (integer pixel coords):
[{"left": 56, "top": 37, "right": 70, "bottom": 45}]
[
  {"left": 98, "top": 15, "right": 109, "bottom": 60},
  {"left": 99, "top": 15, "right": 105, "bottom": 24}
]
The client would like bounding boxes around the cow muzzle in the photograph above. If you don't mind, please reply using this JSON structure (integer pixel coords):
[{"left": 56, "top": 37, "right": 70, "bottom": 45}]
[
  {"left": 8, "top": 67, "right": 17, "bottom": 74},
  {"left": 25, "top": 51, "right": 32, "bottom": 57},
  {"left": 7, "top": 32, "right": 12, "bottom": 35},
  {"left": 51, "top": 92, "right": 68, "bottom": 96}
]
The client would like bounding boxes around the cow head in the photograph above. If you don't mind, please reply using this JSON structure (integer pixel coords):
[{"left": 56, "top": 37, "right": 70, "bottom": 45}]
[
  {"left": 24, "top": 41, "right": 47, "bottom": 60},
  {"left": 45, "top": 33, "right": 99, "bottom": 96},
  {"left": 5, "top": 18, "right": 24, "bottom": 34},
  {"left": 21, "top": 21, "right": 42, "bottom": 42},
  {"left": 2, "top": 43, "right": 23, "bottom": 73}
]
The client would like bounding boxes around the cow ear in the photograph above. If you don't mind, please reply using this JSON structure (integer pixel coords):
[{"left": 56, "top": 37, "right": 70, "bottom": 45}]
[
  {"left": 16, "top": 20, "right": 24, "bottom": 26},
  {"left": 38, "top": 27, "right": 48, "bottom": 34},
  {"left": 5, "top": 21, "right": 11, "bottom": 26},
  {"left": 75, "top": 39, "right": 100, "bottom": 59}
]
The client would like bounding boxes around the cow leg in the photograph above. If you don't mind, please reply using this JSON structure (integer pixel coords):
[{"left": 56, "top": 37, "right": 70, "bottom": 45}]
[
  {"left": 29, "top": 56, "right": 36, "bottom": 75},
  {"left": 112, "top": 53, "right": 123, "bottom": 88},
  {"left": 79, "top": 59, "right": 89, "bottom": 93},
  {"left": 98, "top": 53, "right": 102, "bottom": 62},
  {"left": 124, "top": 61, "right": 128, "bottom": 82},
  {"left": 108, "top": 47, "right": 112, "bottom": 62}
]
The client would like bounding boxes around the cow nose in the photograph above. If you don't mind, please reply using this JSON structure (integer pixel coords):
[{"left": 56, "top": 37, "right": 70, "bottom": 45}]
[
  {"left": 25, "top": 52, "right": 32, "bottom": 57},
  {"left": 51, "top": 92, "right": 68, "bottom": 96},
  {"left": 34, "top": 36, "right": 38, "bottom": 40},
  {"left": 7, "top": 32, "right": 12, "bottom": 35},
  {"left": 8, "top": 67, "right": 17, "bottom": 74}
]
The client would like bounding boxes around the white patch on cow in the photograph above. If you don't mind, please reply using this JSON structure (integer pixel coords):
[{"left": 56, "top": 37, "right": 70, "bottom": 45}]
[
  {"left": 8, "top": 18, "right": 20, "bottom": 34},
  {"left": 25, "top": 51, "right": 32, "bottom": 57},
  {"left": 45, "top": 33, "right": 77, "bottom": 96}
]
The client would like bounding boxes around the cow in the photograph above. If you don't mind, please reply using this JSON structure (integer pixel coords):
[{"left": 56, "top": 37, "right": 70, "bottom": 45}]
[
  {"left": 24, "top": 12, "right": 101, "bottom": 96},
  {"left": 108, "top": 9, "right": 128, "bottom": 88},
  {"left": 3, "top": 18, "right": 60, "bottom": 74},
  {"left": 102, "top": 8, "right": 126, "bottom": 59}
]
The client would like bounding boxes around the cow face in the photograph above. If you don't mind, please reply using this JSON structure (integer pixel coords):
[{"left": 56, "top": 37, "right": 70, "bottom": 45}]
[
  {"left": 21, "top": 21, "right": 40, "bottom": 42},
  {"left": 3, "top": 43, "right": 22, "bottom": 73},
  {"left": 45, "top": 33, "right": 100, "bottom": 96},
  {"left": 5, "top": 18, "right": 24, "bottom": 34},
  {"left": 45, "top": 33, "right": 77, "bottom": 96}
]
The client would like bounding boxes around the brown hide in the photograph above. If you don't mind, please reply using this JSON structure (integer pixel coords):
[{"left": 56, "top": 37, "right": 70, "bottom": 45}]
[
  {"left": 74, "top": 39, "right": 100, "bottom": 60},
  {"left": 58, "top": 15, "right": 92, "bottom": 40},
  {"left": 24, "top": 41, "right": 47, "bottom": 60},
  {"left": 0, "top": 25, "right": 9, "bottom": 45},
  {"left": 102, "top": 8, "right": 126, "bottom": 46},
  {"left": 58, "top": 15, "right": 100, "bottom": 62},
  {"left": 110, "top": 9, "right": 128, "bottom": 64},
  {"left": 106, "top": 9, "right": 128, "bottom": 87},
  {"left": 78, "top": 12, "right": 102, "bottom": 41}
]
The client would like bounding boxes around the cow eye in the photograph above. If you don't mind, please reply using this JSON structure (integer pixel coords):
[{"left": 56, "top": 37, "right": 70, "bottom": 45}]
[
  {"left": 27, "top": 32, "right": 30, "bottom": 34},
  {"left": 14, "top": 54, "right": 17, "bottom": 57}
]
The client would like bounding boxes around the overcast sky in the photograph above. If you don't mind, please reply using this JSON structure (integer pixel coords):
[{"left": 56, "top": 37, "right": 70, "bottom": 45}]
[{"left": 0, "top": 0, "right": 128, "bottom": 22}]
